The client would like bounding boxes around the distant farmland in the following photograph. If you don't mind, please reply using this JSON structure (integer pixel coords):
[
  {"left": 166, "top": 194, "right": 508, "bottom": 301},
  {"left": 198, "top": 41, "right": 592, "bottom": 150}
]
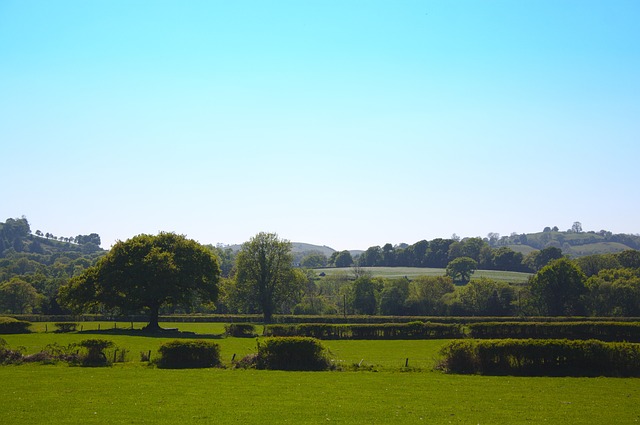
[{"left": 314, "top": 267, "right": 532, "bottom": 284}]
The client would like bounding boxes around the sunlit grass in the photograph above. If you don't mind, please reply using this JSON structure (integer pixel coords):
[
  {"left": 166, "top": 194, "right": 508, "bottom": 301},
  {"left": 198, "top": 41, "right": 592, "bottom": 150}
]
[{"left": 0, "top": 364, "right": 638, "bottom": 424}]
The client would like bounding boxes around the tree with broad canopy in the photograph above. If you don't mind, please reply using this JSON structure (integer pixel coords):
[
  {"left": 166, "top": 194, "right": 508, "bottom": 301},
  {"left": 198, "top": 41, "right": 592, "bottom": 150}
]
[{"left": 58, "top": 232, "right": 220, "bottom": 331}]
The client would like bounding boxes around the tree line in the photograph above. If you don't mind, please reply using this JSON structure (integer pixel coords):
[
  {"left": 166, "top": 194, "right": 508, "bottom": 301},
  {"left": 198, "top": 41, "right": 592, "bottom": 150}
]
[
  {"left": 1, "top": 217, "right": 639, "bottom": 327},
  {"left": 307, "top": 238, "right": 564, "bottom": 274}
]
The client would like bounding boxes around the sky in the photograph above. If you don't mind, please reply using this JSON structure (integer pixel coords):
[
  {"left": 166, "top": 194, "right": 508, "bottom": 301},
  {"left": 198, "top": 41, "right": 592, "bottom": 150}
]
[{"left": 1, "top": 0, "right": 639, "bottom": 251}]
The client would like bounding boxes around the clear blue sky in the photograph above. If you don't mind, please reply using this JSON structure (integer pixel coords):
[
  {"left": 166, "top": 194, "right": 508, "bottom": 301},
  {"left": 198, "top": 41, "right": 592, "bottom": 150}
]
[{"left": 1, "top": 1, "right": 639, "bottom": 250}]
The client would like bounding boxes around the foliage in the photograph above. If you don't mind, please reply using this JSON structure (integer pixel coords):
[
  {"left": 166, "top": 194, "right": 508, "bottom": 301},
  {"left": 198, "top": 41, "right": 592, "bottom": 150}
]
[
  {"left": 584, "top": 268, "right": 640, "bottom": 316},
  {"left": 468, "top": 321, "right": 640, "bottom": 342},
  {"left": 53, "top": 322, "right": 78, "bottom": 333},
  {"left": 256, "top": 336, "right": 332, "bottom": 371},
  {"left": 59, "top": 232, "right": 220, "bottom": 330},
  {"left": 529, "top": 258, "right": 587, "bottom": 315},
  {"left": 224, "top": 323, "right": 257, "bottom": 337},
  {"left": 445, "top": 257, "right": 477, "bottom": 284},
  {"left": 445, "top": 278, "right": 515, "bottom": 316},
  {"left": 156, "top": 340, "right": 221, "bottom": 369},
  {"left": 0, "top": 316, "right": 32, "bottom": 334},
  {"left": 79, "top": 338, "right": 114, "bottom": 366},
  {"left": 348, "top": 276, "right": 381, "bottom": 315},
  {"left": 404, "top": 276, "right": 454, "bottom": 315},
  {"left": 0, "top": 277, "right": 40, "bottom": 314},
  {"left": 300, "top": 251, "right": 328, "bottom": 268},
  {"left": 263, "top": 322, "right": 463, "bottom": 339},
  {"left": 234, "top": 232, "right": 302, "bottom": 323},
  {"left": 438, "top": 338, "right": 640, "bottom": 377}
]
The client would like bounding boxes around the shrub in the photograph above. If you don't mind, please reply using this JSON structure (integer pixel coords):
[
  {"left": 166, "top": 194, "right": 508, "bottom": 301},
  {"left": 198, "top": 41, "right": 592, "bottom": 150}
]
[
  {"left": 438, "top": 338, "right": 640, "bottom": 377},
  {"left": 257, "top": 337, "right": 332, "bottom": 371},
  {"left": 468, "top": 322, "right": 640, "bottom": 342},
  {"left": 224, "top": 323, "right": 257, "bottom": 337},
  {"left": 0, "top": 317, "right": 31, "bottom": 334},
  {"left": 54, "top": 322, "right": 78, "bottom": 333},
  {"left": 156, "top": 340, "right": 221, "bottom": 369},
  {"left": 79, "top": 339, "right": 114, "bottom": 367},
  {"left": 0, "top": 337, "right": 24, "bottom": 364}
]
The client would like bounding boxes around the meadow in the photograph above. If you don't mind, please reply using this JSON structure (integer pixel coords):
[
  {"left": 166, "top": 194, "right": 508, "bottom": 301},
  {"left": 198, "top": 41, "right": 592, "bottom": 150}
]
[
  {"left": 1, "top": 322, "right": 638, "bottom": 424},
  {"left": 315, "top": 266, "right": 532, "bottom": 284}
]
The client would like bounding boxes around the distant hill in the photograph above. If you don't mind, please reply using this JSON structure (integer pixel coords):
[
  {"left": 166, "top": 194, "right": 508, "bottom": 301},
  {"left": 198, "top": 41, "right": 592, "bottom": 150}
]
[
  {"left": 223, "top": 242, "right": 362, "bottom": 264},
  {"left": 495, "top": 229, "right": 640, "bottom": 258}
]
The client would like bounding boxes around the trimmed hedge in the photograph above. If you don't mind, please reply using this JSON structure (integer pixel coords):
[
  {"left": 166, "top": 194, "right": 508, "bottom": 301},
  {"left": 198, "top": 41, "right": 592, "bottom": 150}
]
[
  {"left": 438, "top": 338, "right": 640, "bottom": 377},
  {"left": 257, "top": 337, "right": 331, "bottom": 371},
  {"left": 156, "top": 340, "right": 221, "bottom": 369},
  {"left": 13, "top": 314, "right": 640, "bottom": 324},
  {"left": 0, "top": 317, "right": 31, "bottom": 334},
  {"left": 264, "top": 322, "right": 464, "bottom": 340},
  {"left": 468, "top": 322, "right": 640, "bottom": 342},
  {"left": 224, "top": 323, "right": 257, "bottom": 337}
]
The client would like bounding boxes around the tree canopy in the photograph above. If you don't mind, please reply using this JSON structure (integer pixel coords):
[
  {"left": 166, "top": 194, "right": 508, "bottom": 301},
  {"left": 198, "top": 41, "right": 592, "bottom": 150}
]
[
  {"left": 233, "top": 232, "right": 302, "bottom": 323},
  {"left": 58, "top": 232, "right": 220, "bottom": 331}
]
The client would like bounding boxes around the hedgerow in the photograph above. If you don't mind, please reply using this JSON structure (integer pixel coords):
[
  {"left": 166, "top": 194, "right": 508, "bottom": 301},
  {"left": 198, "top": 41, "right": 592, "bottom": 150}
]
[
  {"left": 155, "top": 340, "right": 221, "bottom": 369},
  {"left": 224, "top": 323, "right": 257, "bottom": 337},
  {"left": 263, "top": 322, "right": 463, "bottom": 339},
  {"left": 468, "top": 322, "right": 640, "bottom": 342},
  {"left": 256, "top": 337, "right": 332, "bottom": 371},
  {"left": 438, "top": 338, "right": 640, "bottom": 377},
  {"left": 0, "top": 317, "right": 32, "bottom": 334}
]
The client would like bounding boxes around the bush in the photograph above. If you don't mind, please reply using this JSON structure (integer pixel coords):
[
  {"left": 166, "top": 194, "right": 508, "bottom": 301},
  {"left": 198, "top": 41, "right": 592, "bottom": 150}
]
[
  {"left": 438, "top": 338, "right": 640, "bottom": 377},
  {"left": 224, "top": 323, "right": 257, "bottom": 337},
  {"left": 0, "top": 337, "right": 24, "bottom": 364},
  {"left": 54, "top": 322, "right": 78, "bottom": 333},
  {"left": 257, "top": 337, "right": 332, "bottom": 371},
  {"left": 156, "top": 340, "right": 221, "bottom": 369},
  {"left": 79, "top": 339, "right": 114, "bottom": 367},
  {"left": 468, "top": 322, "right": 640, "bottom": 342},
  {"left": 263, "top": 322, "right": 463, "bottom": 340},
  {"left": 0, "top": 317, "right": 31, "bottom": 334}
]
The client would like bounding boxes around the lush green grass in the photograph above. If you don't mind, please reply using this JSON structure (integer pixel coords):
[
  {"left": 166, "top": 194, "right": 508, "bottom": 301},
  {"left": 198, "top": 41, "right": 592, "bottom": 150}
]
[
  {"left": 2, "top": 324, "right": 640, "bottom": 424},
  {"left": 2, "top": 323, "right": 446, "bottom": 369},
  {"left": 316, "top": 266, "right": 532, "bottom": 284},
  {"left": 0, "top": 364, "right": 638, "bottom": 424}
]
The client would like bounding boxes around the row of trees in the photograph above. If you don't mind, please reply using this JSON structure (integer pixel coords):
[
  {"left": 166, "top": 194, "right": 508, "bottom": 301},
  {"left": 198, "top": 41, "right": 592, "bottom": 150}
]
[
  {"left": 2, "top": 222, "right": 640, "bottom": 328},
  {"left": 304, "top": 239, "right": 564, "bottom": 273},
  {"left": 53, "top": 231, "right": 640, "bottom": 329}
]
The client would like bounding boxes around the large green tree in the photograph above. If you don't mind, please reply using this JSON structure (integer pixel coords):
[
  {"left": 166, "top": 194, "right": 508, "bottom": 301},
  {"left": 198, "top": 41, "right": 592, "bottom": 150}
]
[
  {"left": 445, "top": 257, "right": 478, "bottom": 284},
  {"left": 529, "top": 258, "right": 587, "bottom": 316},
  {"left": 234, "top": 232, "right": 301, "bottom": 323},
  {"left": 59, "top": 233, "right": 220, "bottom": 331}
]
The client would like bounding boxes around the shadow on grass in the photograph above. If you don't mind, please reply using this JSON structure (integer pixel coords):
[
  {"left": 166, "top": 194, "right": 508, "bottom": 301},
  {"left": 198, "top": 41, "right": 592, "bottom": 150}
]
[{"left": 77, "top": 328, "right": 225, "bottom": 339}]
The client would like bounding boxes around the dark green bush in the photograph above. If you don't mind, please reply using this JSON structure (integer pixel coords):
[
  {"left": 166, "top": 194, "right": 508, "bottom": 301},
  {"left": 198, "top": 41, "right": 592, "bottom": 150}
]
[
  {"left": 257, "top": 337, "right": 332, "bottom": 371},
  {"left": 54, "top": 322, "right": 78, "bottom": 333},
  {"left": 156, "top": 340, "right": 221, "bottom": 369},
  {"left": 79, "top": 339, "right": 114, "bottom": 367},
  {"left": 224, "top": 323, "right": 257, "bottom": 337},
  {"left": 0, "top": 317, "right": 32, "bottom": 334},
  {"left": 468, "top": 322, "right": 640, "bottom": 342},
  {"left": 0, "top": 337, "right": 24, "bottom": 364},
  {"left": 438, "top": 338, "right": 640, "bottom": 377},
  {"left": 264, "top": 322, "right": 463, "bottom": 339}
]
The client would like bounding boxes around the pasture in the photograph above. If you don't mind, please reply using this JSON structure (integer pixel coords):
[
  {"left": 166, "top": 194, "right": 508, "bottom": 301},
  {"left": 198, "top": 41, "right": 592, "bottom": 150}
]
[
  {"left": 315, "top": 266, "right": 532, "bottom": 284},
  {"left": 1, "top": 322, "right": 638, "bottom": 424}
]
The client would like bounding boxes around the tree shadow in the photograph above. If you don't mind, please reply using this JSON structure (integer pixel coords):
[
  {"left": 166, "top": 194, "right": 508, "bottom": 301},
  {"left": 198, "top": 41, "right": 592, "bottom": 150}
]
[{"left": 77, "top": 328, "right": 225, "bottom": 339}]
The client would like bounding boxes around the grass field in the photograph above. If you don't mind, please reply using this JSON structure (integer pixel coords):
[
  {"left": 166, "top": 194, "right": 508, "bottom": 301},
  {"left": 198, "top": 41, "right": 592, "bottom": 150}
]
[
  {"left": 315, "top": 266, "right": 532, "bottom": 284},
  {"left": 1, "top": 323, "right": 639, "bottom": 424}
]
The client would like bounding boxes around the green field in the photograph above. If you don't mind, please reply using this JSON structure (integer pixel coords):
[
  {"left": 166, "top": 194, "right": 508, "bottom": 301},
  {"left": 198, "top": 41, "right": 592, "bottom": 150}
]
[
  {"left": 315, "top": 266, "right": 532, "bottom": 284},
  {"left": 1, "top": 323, "right": 639, "bottom": 424}
]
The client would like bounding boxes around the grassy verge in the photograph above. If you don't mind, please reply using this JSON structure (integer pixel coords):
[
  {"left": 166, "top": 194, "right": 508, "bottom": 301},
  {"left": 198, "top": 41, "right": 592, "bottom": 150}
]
[{"left": 0, "top": 365, "right": 638, "bottom": 424}]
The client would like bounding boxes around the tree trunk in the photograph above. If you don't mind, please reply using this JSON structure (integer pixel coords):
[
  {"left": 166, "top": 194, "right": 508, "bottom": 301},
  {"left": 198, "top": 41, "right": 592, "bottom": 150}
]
[
  {"left": 143, "top": 305, "right": 162, "bottom": 332},
  {"left": 263, "top": 307, "right": 273, "bottom": 324}
]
